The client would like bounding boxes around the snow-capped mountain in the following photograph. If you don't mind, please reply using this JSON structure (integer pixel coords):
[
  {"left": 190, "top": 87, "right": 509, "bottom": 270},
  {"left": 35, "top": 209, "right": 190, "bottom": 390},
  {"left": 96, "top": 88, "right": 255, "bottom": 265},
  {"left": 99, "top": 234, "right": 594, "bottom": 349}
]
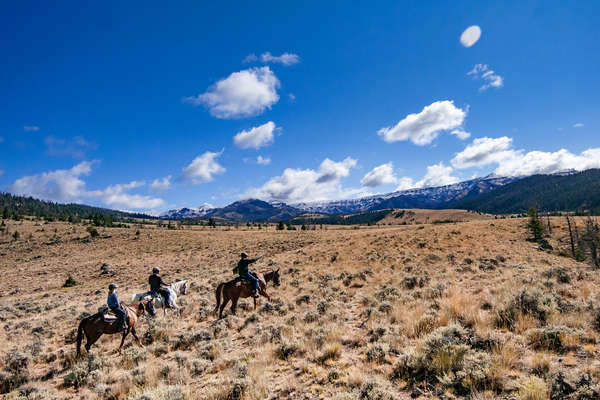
[
  {"left": 159, "top": 175, "right": 521, "bottom": 220},
  {"left": 292, "top": 175, "right": 519, "bottom": 214},
  {"left": 160, "top": 203, "right": 215, "bottom": 219}
]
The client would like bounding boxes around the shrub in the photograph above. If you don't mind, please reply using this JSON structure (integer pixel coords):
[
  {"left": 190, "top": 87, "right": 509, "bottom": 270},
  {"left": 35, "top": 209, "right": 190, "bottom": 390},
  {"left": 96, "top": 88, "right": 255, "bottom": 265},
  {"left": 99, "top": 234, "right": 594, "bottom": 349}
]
[
  {"left": 172, "top": 330, "right": 211, "bottom": 350},
  {"left": 62, "top": 276, "right": 77, "bottom": 288},
  {"left": 519, "top": 375, "right": 548, "bottom": 400},
  {"left": 391, "top": 325, "right": 490, "bottom": 394},
  {"left": 275, "top": 339, "right": 302, "bottom": 360},
  {"left": 592, "top": 307, "right": 600, "bottom": 332},
  {"left": 527, "top": 325, "right": 575, "bottom": 352},
  {"left": 358, "top": 376, "right": 394, "bottom": 400},
  {"left": 127, "top": 385, "right": 187, "bottom": 400},
  {"left": 495, "top": 289, "right": 554, "bottom": 330},
  {"left": 543, "top": 267, "right": 571, "bottom": 284},
  {"left": 8, "top": 384, "right": 58, "bottom": 399},
  {"left": 365, "top": 344, "right": 387, "bottom": 364},
  {"left": 63, "top": 354, "right": 106, "bottom": 389},
  {"left": 86, "top": 226, "right": 99, "bottom": 238},
  {"left": 121, "top": 346, "right": 148, "bottom": 368},
  {"left": 303, "top": 311, "right": 319, "bottom": 323},
  {"left": 0, "top": 351, "right": 30, "bottom": 393},
  {"left": 189, "top": 358, "right": 211, "bottom": 376},
  {"left": 413, "top": 312, "right": 438, "bottom": 337},
  {"left": 319, "top": 343, "right": 342, "bottom": 364},
  {"left": 374, "top": 285, "right": 399, "bottom": 302}
]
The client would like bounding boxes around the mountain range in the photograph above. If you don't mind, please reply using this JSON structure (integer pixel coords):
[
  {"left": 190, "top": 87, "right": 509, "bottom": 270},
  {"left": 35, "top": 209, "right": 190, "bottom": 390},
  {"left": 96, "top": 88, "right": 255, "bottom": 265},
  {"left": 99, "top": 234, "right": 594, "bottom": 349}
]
[
  {"left": 161, "top": 174, "right": 518, "bottom": 221},
  {"left": 161, "top": 169, "right": 600, "bottom": 221}
]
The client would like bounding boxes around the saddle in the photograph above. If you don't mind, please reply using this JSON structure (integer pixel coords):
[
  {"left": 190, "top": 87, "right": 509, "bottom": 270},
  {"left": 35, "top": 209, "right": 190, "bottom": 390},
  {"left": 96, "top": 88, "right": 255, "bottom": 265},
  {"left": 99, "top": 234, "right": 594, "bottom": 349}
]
[
  {"left": 233, "top": 272, "right": 262, "bottom": 288},
  {"left": 97, "top": 306, "right": 118, "bottom": 323}
]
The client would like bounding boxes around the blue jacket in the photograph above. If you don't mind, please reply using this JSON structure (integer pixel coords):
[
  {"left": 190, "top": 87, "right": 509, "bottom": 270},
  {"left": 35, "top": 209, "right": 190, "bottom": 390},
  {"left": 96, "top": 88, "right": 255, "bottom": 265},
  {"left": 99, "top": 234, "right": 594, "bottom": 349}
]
[{"left": 107, "top": 292, "right": 120, "bottom": 309}]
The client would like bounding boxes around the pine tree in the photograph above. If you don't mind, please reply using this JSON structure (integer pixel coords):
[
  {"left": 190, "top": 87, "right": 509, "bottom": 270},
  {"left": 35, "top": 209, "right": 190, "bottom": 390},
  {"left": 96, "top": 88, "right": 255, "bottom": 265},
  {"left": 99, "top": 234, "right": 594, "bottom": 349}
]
[{"left": 527, "top": 207, "right": 545, "bottom": 242}]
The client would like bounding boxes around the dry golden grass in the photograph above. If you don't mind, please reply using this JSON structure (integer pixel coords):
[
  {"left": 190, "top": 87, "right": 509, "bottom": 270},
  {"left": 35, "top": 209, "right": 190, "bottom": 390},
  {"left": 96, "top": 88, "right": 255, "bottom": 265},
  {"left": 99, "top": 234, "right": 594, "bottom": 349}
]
[{"left": 0, "top": 216, "right": 599, "bottom": 399}]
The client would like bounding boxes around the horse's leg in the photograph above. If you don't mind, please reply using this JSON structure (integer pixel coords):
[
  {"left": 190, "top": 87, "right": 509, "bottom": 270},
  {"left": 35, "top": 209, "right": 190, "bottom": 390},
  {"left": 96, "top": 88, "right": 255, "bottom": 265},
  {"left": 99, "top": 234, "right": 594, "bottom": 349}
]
[
  {"left": 86, "top": 330, "right": 102, "bottom": 353},
  {"left": 173, "top": 301, "right": 181, "bottom": 317},
  {"left": 118, "top": 328, "right": 130, "bottom": 353},
  {"left": 259, "top": 288, "right": 271, "bottom": 301},
  {"left": 219, "top": 293, "right": 230, "bottom": 319},
  {"left": 231, "top": 294, "right": 238, "bottom": 315},
  {"left": 253, "top": 296, "right": 257, "bottom": 310},
  {"left": 131, "top": 326, "right": 143, "bottom": 348}
]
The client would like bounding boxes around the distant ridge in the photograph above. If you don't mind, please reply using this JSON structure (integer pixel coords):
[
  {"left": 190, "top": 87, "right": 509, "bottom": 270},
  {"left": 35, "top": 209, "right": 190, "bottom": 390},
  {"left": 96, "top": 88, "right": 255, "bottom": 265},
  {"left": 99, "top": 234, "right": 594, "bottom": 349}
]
[
  {"left": 0, "top": 192, "right": 153, "bottom": 220},
  {"left": 450, "top": 169, "right": 600, "bottom": 214},
  {"left": 293, "top": 175, "right": 518, "bottom": 214}
]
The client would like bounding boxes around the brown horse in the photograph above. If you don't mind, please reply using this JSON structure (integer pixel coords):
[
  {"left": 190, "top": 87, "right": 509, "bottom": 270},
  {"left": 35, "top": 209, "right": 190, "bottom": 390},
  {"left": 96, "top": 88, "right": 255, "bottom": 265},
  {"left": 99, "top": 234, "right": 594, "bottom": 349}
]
[
  {"left": 76, "top": 299, "right": 155, "bottom": 357},
  {"left": 213, "top": 268, "right": 281, "bottom": 319}
]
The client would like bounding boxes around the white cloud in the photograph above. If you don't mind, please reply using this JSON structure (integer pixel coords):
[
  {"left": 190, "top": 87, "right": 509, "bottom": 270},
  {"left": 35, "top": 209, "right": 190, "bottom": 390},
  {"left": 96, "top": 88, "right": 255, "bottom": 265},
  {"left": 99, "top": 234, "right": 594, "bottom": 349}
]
[
  {"left": 184, "top": 67, "right": 280, "bottom": 119},
  {"left": 260, "top": 52, "right": 300, "bottom": 66},
  {"left": 150, "top": 175, "right": 172, "bottom": 191},
  {"left": 182, "top": 150, "right": 226, "bottom": 184},
  {"left": 450, "top": 129, "right": 471, "bottom": 140},
  {"left": 244, "top": 157, "right": 358, "bottom": 202},
  {"left": 243, "top": 53, "right": 258, "bottom": 63},
  {"left": 415, "top": 162, "right": 459, "bottom": 188},
  {"left": 395, "top": 177, "right": 415, "bottom": 191},
  {"left": 460, "top": 25, "right": 481, "bottom": 47},
  {"left": 8, "top": 161, "right": 93, "bottom": 202},
  {"left": 360, "top": 162, "right": 398, "bottom": 187},
  {"left": 45, "top": 135, "right": 96, "bottom": 158},
  {"left": 573, "top": 123, "right": 584, "bottom": 128},
  {"left": 257, "top": 155, "right": 271, "bottom": 165},
  {"left": 288, "top": 93, "right": 296, "bottom": 102},
  {"left": 8, "top": 162, "right": 164, "bottom": 210},
  {"left": 494, "top": 148, "right": 600, "bottom": 177},
  {"left": 468, "top": 64, "right": 503, "bottom": 91},
  {"left": 451, "top": 136, "right": 514, "bottom": 169},
  {"left": 452, "top": 136, "right": 600, "bottom": 177},
  {"left": 233, "top": 121, "right": 276, "bottom": 149},
  {"left": 377, "top": 100, "right": 467, "bottom": 145},
  {"left": 316, "top": 157, "right": 357, "bottom": 183},
  {"left": 24, "top": 126, "right": 39, "bottom": 132},
  {"left": 88, "top": 181, "right": 164, "bottom": 210},
  {"left": 393, "top": 163, "right": 460, "bottom": 191}
]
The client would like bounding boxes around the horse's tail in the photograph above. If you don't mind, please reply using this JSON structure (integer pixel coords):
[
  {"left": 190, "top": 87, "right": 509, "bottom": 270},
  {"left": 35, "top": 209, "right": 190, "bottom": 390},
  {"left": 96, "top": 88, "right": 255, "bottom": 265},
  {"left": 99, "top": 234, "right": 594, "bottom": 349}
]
[
  {"left": 76, "top": 317, "right": 86, "bottom": 357},
  {"left": 213, "top": 282, "right": 224, "bottom": 316}
]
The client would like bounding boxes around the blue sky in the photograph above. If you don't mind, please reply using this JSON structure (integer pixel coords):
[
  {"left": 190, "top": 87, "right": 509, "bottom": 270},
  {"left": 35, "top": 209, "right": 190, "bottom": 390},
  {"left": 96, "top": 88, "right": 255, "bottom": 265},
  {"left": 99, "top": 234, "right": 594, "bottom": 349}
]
[{"left": 1, "top": 1, "right": 599, "bottom": 212}]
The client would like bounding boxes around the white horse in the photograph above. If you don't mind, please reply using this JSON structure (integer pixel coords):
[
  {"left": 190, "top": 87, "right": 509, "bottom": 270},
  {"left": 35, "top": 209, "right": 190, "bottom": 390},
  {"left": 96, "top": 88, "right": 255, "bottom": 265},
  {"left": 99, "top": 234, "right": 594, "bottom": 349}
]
[{"left": 131, "top": 280, "right": 188, "bottom": 317}]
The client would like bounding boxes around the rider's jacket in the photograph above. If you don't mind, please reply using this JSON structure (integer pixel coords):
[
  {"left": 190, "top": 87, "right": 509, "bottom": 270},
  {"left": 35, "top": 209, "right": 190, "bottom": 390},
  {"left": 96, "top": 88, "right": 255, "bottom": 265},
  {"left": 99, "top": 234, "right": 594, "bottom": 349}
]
[
  {"left": 107, "top": 292, "right": 120, "bottom": 309},
  {"left": 237, "top": 258, "right": 258, "bottom": 275},
  {"left": 149, "top": 274, "right": 166, "bottom": 292}
]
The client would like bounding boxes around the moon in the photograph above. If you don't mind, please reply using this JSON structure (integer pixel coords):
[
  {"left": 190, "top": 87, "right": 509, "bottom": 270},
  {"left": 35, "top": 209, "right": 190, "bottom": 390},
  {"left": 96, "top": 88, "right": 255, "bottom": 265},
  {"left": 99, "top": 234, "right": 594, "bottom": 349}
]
[{"left": 460, "top": 26, "right": 481, "bottom": 47}]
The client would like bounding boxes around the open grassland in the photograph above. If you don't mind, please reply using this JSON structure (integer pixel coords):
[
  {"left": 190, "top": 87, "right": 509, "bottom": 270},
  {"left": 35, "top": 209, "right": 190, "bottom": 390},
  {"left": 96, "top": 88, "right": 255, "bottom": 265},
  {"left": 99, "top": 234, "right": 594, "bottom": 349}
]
[{"left": 0, "top": 217, "right": 599, "bottom": 399}]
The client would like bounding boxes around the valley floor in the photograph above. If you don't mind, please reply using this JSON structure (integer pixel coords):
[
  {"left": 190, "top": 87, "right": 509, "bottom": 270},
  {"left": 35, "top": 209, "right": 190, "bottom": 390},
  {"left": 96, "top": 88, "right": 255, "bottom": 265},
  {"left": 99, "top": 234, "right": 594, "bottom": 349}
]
[{"left": 0, "top": 218, "right": 599, "bottom": 399}]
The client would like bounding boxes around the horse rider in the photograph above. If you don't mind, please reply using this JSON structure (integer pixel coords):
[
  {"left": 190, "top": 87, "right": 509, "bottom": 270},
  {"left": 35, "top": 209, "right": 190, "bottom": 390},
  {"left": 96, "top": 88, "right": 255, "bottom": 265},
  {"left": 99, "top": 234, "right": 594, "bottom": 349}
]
[
  {"left": 107, "top": 283, "right": 127, "bottom": 331},
  {"left": 235, "top": 252, "right": 261, "bottom": 298},
  {"left": 149, "top": 267, "right": 172, "bottom": 307}
]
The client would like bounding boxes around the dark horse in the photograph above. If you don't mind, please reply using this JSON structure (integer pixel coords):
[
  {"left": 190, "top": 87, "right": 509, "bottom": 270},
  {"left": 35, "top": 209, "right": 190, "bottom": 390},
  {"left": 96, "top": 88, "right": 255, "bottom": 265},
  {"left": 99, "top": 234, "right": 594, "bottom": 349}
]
[
  {"left": 213, "top": 268, "right": 281, "bottom": 319},
  {"left": 76, "top": 299, "right": 155, "bottom": 357}
]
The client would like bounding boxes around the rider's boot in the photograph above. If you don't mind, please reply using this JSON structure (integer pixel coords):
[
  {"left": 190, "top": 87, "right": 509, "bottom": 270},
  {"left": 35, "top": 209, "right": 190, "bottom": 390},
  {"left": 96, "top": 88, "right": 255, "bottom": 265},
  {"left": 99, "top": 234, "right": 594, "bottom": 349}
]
[{"left": 252, "top": 289, "right": 259, "bottom": 298}]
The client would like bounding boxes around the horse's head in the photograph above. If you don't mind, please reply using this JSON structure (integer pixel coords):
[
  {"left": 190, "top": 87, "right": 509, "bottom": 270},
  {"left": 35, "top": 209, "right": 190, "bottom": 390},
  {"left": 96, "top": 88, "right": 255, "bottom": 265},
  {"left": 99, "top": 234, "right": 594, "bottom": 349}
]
[
  {"left": 272, "top": 268, "right": 281, "bottom": 287},
  {"left": 181, "top": 280, "right": 188, "bottom": 295},
  {"left": 141, "top": 298, "right": 156, "bottom": 317}
]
